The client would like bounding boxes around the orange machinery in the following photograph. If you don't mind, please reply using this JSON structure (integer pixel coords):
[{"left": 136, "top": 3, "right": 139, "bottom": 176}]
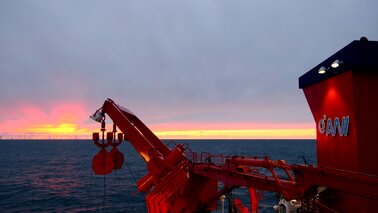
[{"left": 90, "top": 38, "right": 378, "bottom": 212}]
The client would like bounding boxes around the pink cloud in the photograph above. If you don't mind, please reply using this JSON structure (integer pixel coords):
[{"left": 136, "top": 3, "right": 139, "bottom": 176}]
[{"left": 0, "top": 101, "right": 96, "bottom": 136}]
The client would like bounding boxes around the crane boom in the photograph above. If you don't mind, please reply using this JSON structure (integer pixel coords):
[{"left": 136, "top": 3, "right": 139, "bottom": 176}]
[
  {"left": 90, "top": 99, "right": 378, "bottom": 212},
  {"left": 94, "top": 99, "right": 170, "bottom": 162}
]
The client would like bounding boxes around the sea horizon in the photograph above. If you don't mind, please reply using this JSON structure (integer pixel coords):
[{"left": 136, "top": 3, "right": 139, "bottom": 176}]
[{"left": 0, "top": 139, "right": 316, "bottom": 212}]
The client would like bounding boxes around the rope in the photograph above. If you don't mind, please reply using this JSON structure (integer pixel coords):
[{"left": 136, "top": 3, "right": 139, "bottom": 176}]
[
  {"left": 124, "top": 159, "right": 139, "bottom": 189},
  {"left": 87, "top": 168, "right": 95, "bottom": 210},
  {"left": 89, "top": 168, "right": 93, "bottom": 185},
  {"left": 87, "top": 167, "right": 106, "bottom": 212},
  {"left": 295, "top": 155, "right": 308, "bottom": 165},
  {"left": 124, "top": 159, "right": 147, "bottom": 199},
  {"left": 102, "top": 175, "right": 106, "bottom": 213},
  {"left": 123, "top": 158, "right": 149, "bottom": 212},
  {"left": 124, "top": 160, "right": 137, "bottom": 185}
]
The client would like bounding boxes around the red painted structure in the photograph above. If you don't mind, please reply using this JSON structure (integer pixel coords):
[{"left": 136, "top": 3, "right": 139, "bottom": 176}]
[
  {"left": 90, "top": 38, "right": 378, "bottom": 212},
  {"left": 299, "top": 37, "right": 378, "bottom": 212}
]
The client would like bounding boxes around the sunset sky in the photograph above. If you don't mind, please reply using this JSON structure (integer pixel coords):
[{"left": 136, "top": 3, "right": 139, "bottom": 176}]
[{"left": 1, "top": 1, "right": 377, "bottom": 139}]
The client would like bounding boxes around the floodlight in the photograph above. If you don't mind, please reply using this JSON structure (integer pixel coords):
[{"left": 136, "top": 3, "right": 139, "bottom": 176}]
[
  {"left": 331, "top": 60, "right": 343, "bottom": 68},
  {"left": 318, "top": 66, "right": 327, "bottom": 74}
]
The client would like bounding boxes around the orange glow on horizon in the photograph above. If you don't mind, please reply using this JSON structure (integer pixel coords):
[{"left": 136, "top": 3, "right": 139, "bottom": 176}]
[
  {"left": 0, "top": 102, "right": 315, "bottom": 140},
  {"left": 148, "top": 121, "right": 315, "bottom": 131},
  {"left": 149, "top": 121, "right": 315, "bottom": 139},
  {"left": 0, "top": 102, "right": 96, "bottom": 139},
  {"left": 155, "top": 128, "right": 315, "bottom": 139},
  {"left": 2, "top": 128, "right": 315, "bottom": 139},
  {"left": 17, "top": 123, "right": 92, "bottom": 135}
]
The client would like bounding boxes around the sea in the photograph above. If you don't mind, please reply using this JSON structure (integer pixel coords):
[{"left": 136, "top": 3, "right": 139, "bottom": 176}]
[{"left": 0, "top": 139, "right": 316, "bottom": 212}]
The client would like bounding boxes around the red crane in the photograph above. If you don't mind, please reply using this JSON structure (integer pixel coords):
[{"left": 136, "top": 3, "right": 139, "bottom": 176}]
[
  {"left": 90, "top": 99, "right": 378, "bottom": 213},
  {"left": 90, "top": 38, "right": 378, "bottom": 212}
]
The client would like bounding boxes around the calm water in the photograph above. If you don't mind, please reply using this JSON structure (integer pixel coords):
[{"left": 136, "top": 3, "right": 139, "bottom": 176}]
[{"left": 0, "top": 139, "right": 316, "bottom": 212}]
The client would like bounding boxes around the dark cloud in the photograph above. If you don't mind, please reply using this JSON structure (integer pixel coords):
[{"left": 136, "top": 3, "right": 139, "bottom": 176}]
[{"left": 1, "top": 1, "right": 378, "bottom": 126}]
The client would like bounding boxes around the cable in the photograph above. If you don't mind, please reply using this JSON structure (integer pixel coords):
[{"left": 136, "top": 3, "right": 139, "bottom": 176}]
[
  {"left": 124, "top": 160, "right": 138, "bottom": 187},
  {"left": 295, "top": 155, "right": 308, "bottom": 165},
  {"left": 103, "top": 175, "right": 106, "bottom": 213},
  {"left": 124, "top": 159, "right": 149, "bottom": 212}
]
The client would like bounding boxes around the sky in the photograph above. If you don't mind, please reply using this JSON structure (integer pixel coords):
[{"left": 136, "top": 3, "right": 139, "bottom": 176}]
[{"left": 1, "top": 1, "right": 378, "bottom": 139}]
